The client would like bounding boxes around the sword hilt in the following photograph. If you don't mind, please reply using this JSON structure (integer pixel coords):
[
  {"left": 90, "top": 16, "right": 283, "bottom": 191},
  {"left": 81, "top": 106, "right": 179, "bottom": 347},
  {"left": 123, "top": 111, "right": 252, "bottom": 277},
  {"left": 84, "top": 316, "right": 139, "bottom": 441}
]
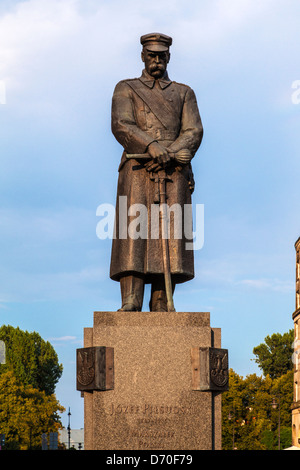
[
  {"left": 126, "top": 153, "right": 174, "bottom": 160},
  {"left": 126, "top": 149, "right": 192, "bottom": 165}
]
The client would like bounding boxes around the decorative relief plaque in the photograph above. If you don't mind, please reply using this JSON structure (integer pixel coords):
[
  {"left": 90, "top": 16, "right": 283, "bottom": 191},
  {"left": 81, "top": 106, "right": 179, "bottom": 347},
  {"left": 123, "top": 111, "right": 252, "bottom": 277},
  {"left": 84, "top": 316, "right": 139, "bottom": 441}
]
[
  {"left": 191, "top": 347, "right": 229, "bottom": 392},
  {"left": 76, "top": 346, "right": 114, "bottom": 392}
]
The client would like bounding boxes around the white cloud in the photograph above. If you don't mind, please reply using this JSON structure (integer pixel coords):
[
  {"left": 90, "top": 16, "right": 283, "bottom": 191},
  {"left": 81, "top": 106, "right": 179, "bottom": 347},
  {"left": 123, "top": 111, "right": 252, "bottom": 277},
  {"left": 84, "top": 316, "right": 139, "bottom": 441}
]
[
  {"left": 0, "top": 0, "right": 142, "bottom": 87},
  {"left": 238, "top": 278, "right": 294, "bottom": 293},
  {"left": 171, "top": 0, "right": 273, "bottom": 51},
  {"left": 0, "top": 0, "right": 296, "bottom": 138},
  {"left": 47, "top": 335, "right": 77, "bottom": 341},
  {"left": 0, "top": 0, "right": 278, "bottom": 89},
  {"left": 47, "top": 335, "right": 83, "bottom": 347}
]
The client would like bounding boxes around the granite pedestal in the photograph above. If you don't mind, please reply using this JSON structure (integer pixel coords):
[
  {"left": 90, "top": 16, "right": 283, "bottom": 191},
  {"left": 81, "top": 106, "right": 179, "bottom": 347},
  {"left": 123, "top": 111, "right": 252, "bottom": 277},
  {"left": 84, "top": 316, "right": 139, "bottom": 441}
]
[{"left": 79, "top": 311, "right": 227, "bottom": 450}]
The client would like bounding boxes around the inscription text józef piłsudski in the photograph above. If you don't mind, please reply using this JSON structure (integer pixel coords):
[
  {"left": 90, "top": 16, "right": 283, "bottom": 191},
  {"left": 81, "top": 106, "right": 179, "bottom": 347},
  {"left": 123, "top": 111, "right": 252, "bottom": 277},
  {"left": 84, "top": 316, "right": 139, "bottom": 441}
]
[{"left": 108, "top": 403, "right": 193, "bottom": 416}]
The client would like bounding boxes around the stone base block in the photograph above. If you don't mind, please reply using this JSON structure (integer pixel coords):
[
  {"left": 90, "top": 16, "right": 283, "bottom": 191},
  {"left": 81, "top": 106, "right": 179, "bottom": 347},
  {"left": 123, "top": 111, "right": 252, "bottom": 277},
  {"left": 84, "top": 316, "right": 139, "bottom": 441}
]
[{"left": 80, "top": 311, "right": 226, "bottom": 450}]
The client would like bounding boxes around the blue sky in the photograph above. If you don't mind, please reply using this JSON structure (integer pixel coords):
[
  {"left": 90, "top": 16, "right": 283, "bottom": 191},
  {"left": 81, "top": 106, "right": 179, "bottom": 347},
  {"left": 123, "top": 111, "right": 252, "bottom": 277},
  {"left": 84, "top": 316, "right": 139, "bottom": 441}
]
[{"left": 0, "top": 0, "right": 300, "bottom": 429}]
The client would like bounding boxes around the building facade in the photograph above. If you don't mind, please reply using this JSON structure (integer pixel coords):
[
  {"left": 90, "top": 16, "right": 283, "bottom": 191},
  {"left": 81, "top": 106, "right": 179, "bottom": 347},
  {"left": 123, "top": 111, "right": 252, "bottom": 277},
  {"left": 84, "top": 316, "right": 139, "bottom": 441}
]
[{"left": 292, "top": 237, "right": 300, "bottom": 447}]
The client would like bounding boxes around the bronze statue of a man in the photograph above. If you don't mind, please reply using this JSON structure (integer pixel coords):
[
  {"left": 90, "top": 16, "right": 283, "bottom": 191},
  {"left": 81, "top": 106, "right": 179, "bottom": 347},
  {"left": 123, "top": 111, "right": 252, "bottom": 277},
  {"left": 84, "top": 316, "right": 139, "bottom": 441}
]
[{"left": 110, "top": 33, "right": 203, "bottom": 311}]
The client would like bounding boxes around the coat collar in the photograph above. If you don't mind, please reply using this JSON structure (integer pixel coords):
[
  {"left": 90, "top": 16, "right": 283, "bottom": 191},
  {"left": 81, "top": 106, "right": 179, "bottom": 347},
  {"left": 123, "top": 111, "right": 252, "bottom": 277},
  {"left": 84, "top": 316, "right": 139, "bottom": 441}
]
[{"left": 139, "top": 69, "right": 172, "bottom": 89}]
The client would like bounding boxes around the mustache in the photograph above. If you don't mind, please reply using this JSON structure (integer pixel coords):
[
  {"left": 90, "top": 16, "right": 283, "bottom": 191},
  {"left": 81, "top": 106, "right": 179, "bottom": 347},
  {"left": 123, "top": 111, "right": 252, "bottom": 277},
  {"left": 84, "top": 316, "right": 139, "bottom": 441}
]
[{"left": 149, "top": 63, "right": 165, "bottom": 71}]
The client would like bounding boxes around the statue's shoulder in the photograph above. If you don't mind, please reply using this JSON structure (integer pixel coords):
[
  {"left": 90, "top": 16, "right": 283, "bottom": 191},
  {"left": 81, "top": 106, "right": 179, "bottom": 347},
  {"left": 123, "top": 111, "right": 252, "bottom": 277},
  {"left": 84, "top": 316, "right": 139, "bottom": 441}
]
[
  {"left": 172, "top": 81, "right": 197, "bottom": 100},
  {"left": 113, "top": 78, "right": 140, "bottom": 95},
  {"left": 172, "top": 81, "right": 192, "bottom": 91},
  {"left": 172, "top": 80, "right": 189, "bottom": 87},
  {"left": 115, "top": 78, "right": 139, "bottom": 87}
]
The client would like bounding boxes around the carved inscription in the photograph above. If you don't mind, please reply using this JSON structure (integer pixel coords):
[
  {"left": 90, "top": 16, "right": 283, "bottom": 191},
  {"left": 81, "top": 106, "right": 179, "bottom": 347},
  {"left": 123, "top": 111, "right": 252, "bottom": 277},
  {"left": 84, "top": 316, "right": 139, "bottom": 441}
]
[
  {"left": 131, "top": 430, "right": 176, "bottom": 450},
  {"left": 107, "top": 402, "right": 193, "bottom": 449},
  {"left": 109, "top": 403, "right": 192, "bottom": 416}
]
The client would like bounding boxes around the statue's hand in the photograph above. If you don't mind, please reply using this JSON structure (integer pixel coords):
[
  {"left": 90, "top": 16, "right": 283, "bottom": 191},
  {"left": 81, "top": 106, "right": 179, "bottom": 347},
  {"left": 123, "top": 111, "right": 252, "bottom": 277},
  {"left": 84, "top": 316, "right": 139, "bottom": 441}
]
[
  {"left": 171, "top": 149, "right": 193, "bottom": 165},
  {"left": 147, "top": 142, "right": 171, "bottom": 167},
  {"left": 145, "top": 159, "right": 164, "bottom": 173}
]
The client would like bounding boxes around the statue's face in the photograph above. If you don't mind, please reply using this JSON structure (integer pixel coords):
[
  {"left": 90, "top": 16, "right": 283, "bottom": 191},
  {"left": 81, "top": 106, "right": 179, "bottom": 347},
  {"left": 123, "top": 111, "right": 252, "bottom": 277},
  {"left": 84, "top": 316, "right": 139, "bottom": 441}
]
[{"left": 142, "top": 49, "right": 170, "bottom": 79}]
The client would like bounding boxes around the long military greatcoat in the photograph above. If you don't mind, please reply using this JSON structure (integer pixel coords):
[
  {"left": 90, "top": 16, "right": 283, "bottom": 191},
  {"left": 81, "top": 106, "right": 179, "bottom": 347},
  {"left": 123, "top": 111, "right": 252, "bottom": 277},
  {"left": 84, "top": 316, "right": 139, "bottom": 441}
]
[{"left": 110, "top": 69, "right": 203, "bottom": 284}]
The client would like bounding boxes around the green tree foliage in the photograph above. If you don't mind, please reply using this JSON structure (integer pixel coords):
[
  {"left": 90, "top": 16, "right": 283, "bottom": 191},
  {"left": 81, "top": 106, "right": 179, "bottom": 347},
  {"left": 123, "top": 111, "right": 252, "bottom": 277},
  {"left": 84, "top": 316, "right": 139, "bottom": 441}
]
[
  {"left": 0, "top": 325, "right": 65, "bottom": 449},
  {"left": 222, "top": 370, "right": 271, "bottom": 450},
  {"left": 0, "top": 370, "right": 65, "bottom": 450},
  {"left": 222, "top": 369, "right": 293, "bottom": 450},
  {"left": 252, "top": 329, "right": 294, "bottom": 379},
  {"left": 0, "top": 325, "right": 63, "bottom": 395}
]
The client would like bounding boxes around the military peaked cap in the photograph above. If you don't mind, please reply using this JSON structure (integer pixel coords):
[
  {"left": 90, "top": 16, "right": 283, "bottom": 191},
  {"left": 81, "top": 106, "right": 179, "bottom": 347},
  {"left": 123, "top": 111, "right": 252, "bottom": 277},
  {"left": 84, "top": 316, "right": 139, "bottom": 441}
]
[{"left": 140, "top": 33, "right": 172, "bottom": 52}]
